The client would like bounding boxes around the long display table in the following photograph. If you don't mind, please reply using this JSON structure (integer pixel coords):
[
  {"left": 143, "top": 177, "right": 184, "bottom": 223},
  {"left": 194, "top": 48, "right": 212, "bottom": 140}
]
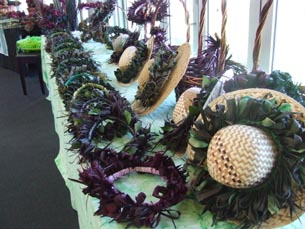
[{"left": 41, "top": 36, "right": 304, "bottom": 229}]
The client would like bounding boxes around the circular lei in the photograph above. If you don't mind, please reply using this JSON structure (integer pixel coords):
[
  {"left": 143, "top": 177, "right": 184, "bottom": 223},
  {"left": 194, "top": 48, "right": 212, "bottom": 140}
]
[
  {"left": 187, "top": 94, "right": 305, "bottom": 228},
  {"left": 67, "top": 83, "right": 138, "bottom": 158},
  {"left": 71, "top": 150, "right": 188, "bottom": 228}
]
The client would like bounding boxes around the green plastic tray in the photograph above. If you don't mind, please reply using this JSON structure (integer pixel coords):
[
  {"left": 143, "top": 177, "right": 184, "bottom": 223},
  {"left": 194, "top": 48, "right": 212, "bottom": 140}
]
[{"left": 17, "top": 36, "right": 41, "bottom": 52}]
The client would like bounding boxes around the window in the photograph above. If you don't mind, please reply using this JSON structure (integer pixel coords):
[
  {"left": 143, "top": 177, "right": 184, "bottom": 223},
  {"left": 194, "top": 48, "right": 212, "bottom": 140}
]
[
  {"left": 15, "top": 0, "right": 305, "bottom": 84},
  {"left": 207, "top": 0, "right": 253, "bottom": 68},
  {"left": 272, "top": 0, "right": 305, "bottom": 84}
]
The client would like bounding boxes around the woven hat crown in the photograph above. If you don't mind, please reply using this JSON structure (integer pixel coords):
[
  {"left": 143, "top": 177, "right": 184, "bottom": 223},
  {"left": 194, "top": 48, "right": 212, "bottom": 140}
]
[
  {"left": 173, "top": 87, "right": 201, "bottom": 124},
  {"left": 207, "top": 124, "right": 278, "bottom": 188},
  {"left": 118, "top": 46, "right": 137, "bottom": 72}
]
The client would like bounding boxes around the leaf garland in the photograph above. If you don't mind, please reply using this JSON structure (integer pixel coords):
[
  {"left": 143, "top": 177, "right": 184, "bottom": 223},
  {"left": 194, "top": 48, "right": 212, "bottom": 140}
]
[
  {"left": 135, "top": 44, "right": 178, "bottom": 107},
  {"left": 51, "top": 49, "right": 91, "bottom": 72},
  {"left": 127, "top": 0, "right": 169, "bottom": 25},
  {"left": 62, "top": 72, "right": 114, "bottom": 110},
  {"left": 120, "top": 124, "right": 158, "bottom": 157},
  {"left": 45, "top": 29, "right": 73, "bottom": 52},
  {"left": 80, "top": 0, "right": 117, "bottom": 43},
  {"left": 70, "top": 151, "right": 187, "bottom": 228},
  {"left": 223, "top": 70, "right": 305, "bottom": 106},
  {"left": 186, "top": 95, "right": 305, "bottom": 228},
  {"left": 67, "top": 83, "right": 138, "bottom": 159},
  {"left": 52, "top": 57, "right": 98, "bottom": 81},
  {"left": 51, "top": 38, "right": 83, "bottom": 53}
]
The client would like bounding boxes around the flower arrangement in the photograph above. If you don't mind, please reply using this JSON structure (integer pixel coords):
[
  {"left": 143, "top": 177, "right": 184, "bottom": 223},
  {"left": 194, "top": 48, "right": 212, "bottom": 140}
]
[
  {"left": 78, "top": 0, "right": 117, "bottom": 42},
  {"left": 39, "top": 3, "right": 67, "bottom": 33},
  {"left": 127, "top": 0, "right": 169, "bottom": 39}
]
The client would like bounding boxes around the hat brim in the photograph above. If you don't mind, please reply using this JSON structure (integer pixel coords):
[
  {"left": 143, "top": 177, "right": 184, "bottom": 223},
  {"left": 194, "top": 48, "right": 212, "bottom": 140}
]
[
  {"left": 208, "top": 88, "right": 305, "bottom": 116},
  {"left": 133, "top": 43, "right": 191, "bottom": 115}
]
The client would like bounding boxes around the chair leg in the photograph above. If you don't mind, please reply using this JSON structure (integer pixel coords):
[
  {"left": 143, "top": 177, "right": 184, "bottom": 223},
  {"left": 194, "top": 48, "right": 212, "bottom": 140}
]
[
  {"left": 17, "top": 61, "right": 27, "bottom": 95},
  {"left": 37, "top": 63, "right": 45, "bottom": 94}
]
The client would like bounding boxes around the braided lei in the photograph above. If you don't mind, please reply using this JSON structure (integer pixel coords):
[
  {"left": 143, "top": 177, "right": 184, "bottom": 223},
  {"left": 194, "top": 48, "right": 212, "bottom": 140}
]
[{"left": 71, "top": 150, "right": 187, "bottom": 228}]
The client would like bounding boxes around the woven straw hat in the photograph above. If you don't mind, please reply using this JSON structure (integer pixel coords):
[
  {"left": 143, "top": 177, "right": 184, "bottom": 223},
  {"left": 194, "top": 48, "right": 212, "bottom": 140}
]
[
  {"left": 118, "top": 36, "right": 154, "bottom": 84},
  {"left": 188, "top": 88, "right": 305, "bottom": 228},
  {"left": 118, "top": 46, "right": 138, "bottom": 72},
  {"left": 112, "top": 34, "right": 129, "bottom": 53},
  {"left": 172, "top": 87, "right": 201, "bottom": 124},
  {"left": 133, "top": 43, "right": 191, "bottom": 115}
]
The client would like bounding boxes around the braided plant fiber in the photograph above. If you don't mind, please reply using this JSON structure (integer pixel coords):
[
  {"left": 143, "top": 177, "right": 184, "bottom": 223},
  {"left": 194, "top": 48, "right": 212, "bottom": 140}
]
[
  {"left": 172, "top": 87, "right": 201, "bottom": 124},
  {"left": 207, "top": 124, "right": 278, "bottom": 188}
]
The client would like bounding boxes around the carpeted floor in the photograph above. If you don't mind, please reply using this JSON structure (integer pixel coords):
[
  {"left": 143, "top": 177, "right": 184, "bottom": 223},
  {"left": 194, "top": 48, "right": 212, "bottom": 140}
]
[{"left": 0, "top": 66, "right": 79, "bottom": 229}]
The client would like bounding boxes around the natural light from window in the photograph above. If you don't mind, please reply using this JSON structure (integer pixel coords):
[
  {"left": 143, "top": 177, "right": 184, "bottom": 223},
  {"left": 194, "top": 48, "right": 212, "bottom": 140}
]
[{"left": 272, "top": 0, "right": 305, "bottom": 84}]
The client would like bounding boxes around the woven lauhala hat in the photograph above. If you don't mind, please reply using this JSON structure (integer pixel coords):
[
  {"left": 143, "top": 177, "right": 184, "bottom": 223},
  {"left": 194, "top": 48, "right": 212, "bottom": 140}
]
[
  {"left": 188, "top": 88, "right": 305, "bottom": 228},
  {"left": 172, "top": 87, "right": 201, "bottom": 124},
  {"left": 132, "top": 42, "right": 191, "bottom": 115},
  {"left": 117, "top": 36, "right": 154, "bottom": 85}
]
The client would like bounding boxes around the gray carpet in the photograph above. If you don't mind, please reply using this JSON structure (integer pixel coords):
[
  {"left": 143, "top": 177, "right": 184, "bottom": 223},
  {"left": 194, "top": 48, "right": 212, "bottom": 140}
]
[{"left": 0, "top": 66, "right": 79, "bottom": 229}]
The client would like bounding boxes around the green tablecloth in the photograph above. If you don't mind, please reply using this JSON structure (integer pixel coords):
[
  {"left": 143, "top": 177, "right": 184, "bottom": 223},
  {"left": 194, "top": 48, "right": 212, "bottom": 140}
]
[{"left": 41, "top": 36, "right": 304, "bottom": 229}]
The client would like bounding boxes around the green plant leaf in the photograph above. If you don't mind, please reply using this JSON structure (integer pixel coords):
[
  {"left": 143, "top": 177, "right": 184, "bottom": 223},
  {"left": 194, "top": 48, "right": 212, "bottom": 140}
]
[
  {"left": 134, "top": 121, "right": 143, "bottom": 132},
  {"left": 88, "top": 108, "right": 101, "bottom": 115},
  {"left": 268, "top": 194, "right": 280, "bottom": 215},
  {"left": 261, "top": 117, "right": 276, "bottom": 127},
  {"left": 189, "top": 137, "right": 208, "bottom": 148},
  {"left": 124, "top": 110, "right": 132, "bottom": 125},
  {"left": 189, "top": 105, "right": 200, "bottom": 116},
  {"left": 278, "top": 103, "right": 291, "bottom": 112},
  {"left": 202, "top": 75, "right": 210, "bottom": 87},
  {"left": 238, "top": 96, "right": 250, "bottom": 116}
]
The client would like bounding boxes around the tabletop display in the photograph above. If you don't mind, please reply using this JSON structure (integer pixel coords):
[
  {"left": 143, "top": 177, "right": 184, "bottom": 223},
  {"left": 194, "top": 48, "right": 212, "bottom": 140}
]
[
  {"left": 40, "top": 0, "right": 305, "bottom": 228},
  {"left": 41, "top": 27, "right": 305, "bottom": 229}
]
